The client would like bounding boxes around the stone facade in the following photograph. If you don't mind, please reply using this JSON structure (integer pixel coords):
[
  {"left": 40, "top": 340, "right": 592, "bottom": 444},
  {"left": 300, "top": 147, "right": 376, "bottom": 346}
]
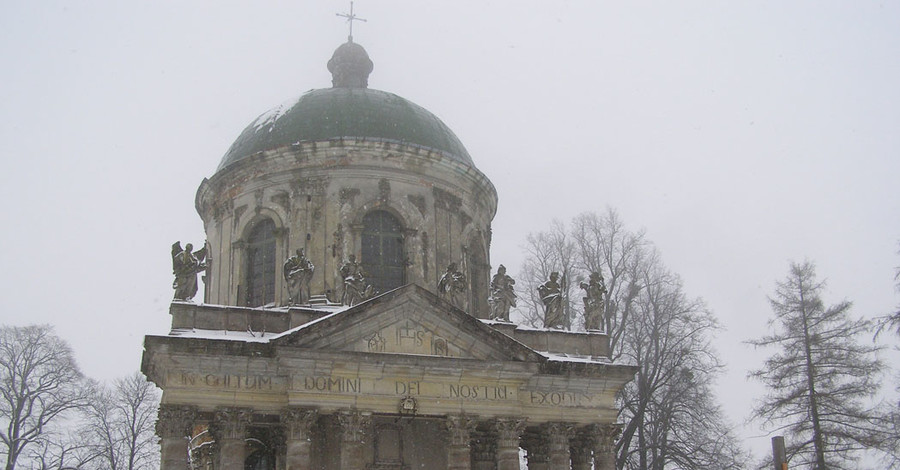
[
  {"left": 196, "top": 138, "right": 496, "bottom": 316},
  {"left": 143, "top": 39, "right": 635, "bottom": 470},
  {"left": 143, "top": 287, "right": 634, "bottom": 469}
]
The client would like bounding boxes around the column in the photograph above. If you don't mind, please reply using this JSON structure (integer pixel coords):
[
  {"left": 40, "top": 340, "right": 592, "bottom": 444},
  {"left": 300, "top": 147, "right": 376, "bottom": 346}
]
[
  {"left": 546, "top": 423, "right": 573, "bottom": 470},
  {"left": 446, "top": 414, "right": 475, "bottom": 470},
  {"left": 568, "top": 430, "right": 593, "bottom": 470},
  {"left": 522, "top": 428, "right": 549, "bottom": 470},
  {"left": 155, "top": 404, "right": 196, "bottom": 470},
  {"left": 590, "top": 424, "right": 621, "bottom": 470},
  {"left": 470, "top": 427, "right": 495, "bottom": 470},
  {"left": 494, "top": 418, "right": 526, "bottom": 470},
  {"left": 338, "top": 409, "right": 372, "bottom": 470},
  {"left": 283, "top": 408, "right": 318, "bottom": 470},
  {"left": 212, "top": 407, "right": 252, "bottom": 470}
]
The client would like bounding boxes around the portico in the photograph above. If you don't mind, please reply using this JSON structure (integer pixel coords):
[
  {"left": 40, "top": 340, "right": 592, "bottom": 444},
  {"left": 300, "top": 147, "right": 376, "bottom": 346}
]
[{"left": 143, "top": 286, "right": 634, "bottom": 469}]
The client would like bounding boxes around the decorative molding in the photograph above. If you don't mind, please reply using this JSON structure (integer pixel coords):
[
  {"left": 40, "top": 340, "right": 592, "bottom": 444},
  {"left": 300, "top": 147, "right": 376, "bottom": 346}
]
[
  {"left": 421, "top": 232, "right": 429, "bottom": 278},
  {"left": 433, "top": 187, "right": 461, "bottom": 213},
  {"left": 338, "top": 409, "right": 372, "bottom": 442},
  {"left": 340, "top": 187, "right": 361, "bottom": 205},
  {"left": 155, "top": 404, "right": 196, "bottom": 439},
  {"left": 586, "top": 423, "right": 621, "bottom": 454},
  {"left": 270, "top": 191, "right": 291, "bottom": 212},
  {"left": 232, "top": 204, "right": 247, "bottom": 229},
  {"left": 211, "top": 407, "right": 252, "bottom": 441},
  {"left": 407, "top": 194, "right": 426, "bottom": 216},
  {"left": 254, "top": 189, "right": 265, "bottom": 214},
  {"left": 493, "top": 418, "right": 527, "bottom": 449},
  {"left": 445, "top": 414, "right": 475, "bottom": 447},
  {"left": 398, "top": 396, "right": 417, "bottom": 416},
  {"left": 378, "top": 179, "right": 391, "bottom": 202},
  {"left": 459, "top": 210, "right": 472, "bottom": 230},
  {"left": 282, "top": 408, "right": 318, "bottom": 441}
]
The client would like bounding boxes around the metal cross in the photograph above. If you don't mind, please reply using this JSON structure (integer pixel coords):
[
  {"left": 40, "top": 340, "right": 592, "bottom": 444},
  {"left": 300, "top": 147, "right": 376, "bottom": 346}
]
[{"left": 336, "top": 1, "right": 367, "bottom": 42}]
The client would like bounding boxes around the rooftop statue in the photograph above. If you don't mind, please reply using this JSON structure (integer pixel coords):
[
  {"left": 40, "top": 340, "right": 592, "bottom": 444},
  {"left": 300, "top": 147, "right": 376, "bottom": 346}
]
[
  {"left": 489, "top": 265, "right": 517, "bottom": 322},
  {"left": 171, "top": 241, "right": 207, "bottom": 301},
  {"left": 538, "top": 272, "right": 565, "bottom": 329},
  {"left": 340, "top": 255, "right": 373, "bottom": 306},
  {"left": 580, "top": 271, "right": 608, "bottom": 331},
  {"left": 438, "top": 263, "right": 467, "bottom": 309},
  {"left": 284, "top": 248, "right": 315, "bottom": 306}
]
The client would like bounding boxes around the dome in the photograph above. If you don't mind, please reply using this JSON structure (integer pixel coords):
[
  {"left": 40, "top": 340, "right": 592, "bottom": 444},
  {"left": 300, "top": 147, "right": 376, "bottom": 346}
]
[
  {"left": 218, "top": 40, "right": 473, "bottom": 171},
  {"left": 218, "top": 87, "right": 473, "bottom": 170}
]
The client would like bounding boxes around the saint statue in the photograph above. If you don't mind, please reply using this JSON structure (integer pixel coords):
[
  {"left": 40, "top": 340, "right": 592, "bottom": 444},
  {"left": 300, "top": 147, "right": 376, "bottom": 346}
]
[
  {"left": 340, "top": 254, "right": 373, "bottom": 306},
  {"left": 538, "top": 271, "right": 565, "bottom": 329},
  {"left": 438, "top": 263, "right": 467, "bottom": 309},
  {"left": 489, "top": 265, "right": 517, "bottom": 322},
  {"left": 580, "top": 271, "right": 608, "bottom": 331},
  {"left": 283, "top": 248, "right": 315, "bottom": 306},
  {"left": 171, "top": 241, "right": 207, "bottom": 301}
]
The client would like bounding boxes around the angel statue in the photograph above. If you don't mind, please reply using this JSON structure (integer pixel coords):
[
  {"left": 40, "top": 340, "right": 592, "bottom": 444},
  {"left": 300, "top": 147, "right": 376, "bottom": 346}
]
[
  {"left": 538, "top": 271, "right": 565, "bottom": 329},
  {"left": 284, "top": 248, "right": 314, "bottom": 306},
  {"left": 438, "top": 262, "right": 467, "bottom": 309},
  {"left": 172, "top": 241, "right": 207, "bottom": 301},
  {"left": 489, "top": 265, "right": 517, "bottom": 322}
]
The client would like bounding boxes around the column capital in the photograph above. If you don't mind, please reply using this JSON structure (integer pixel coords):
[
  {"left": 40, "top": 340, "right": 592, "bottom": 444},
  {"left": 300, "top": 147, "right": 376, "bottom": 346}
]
[
  {"left": 493, "top": 417, "right": 527, "bottom": 448},
  {"left": 282, "top": 407, "right": 318, "bottom": 441},
  {"left": 546, "top": 422, "right": 575, "bottom": 447},
  {"left": 211, "top": 407, "right": 253, "bottom": 441},
  {"left": 446, "top": 414, "right": 476, "bottom": 447},
  {"left": 587, "top": 424, "right": 621, "bottom": 453},
  {"left": 155, "top": 404, "right": 197, "bottom": 439},
  {"left": 338, "top": 409, "right": 372, "bottom": 442}
]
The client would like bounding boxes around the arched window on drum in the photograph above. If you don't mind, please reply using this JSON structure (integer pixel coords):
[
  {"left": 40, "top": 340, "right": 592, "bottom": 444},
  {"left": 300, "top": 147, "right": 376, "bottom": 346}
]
[
  {"left": 244, "top": 218, "right": 276, "bottom": 307},
  {"left": 361, "top": 211, "right": 406, "bottom": 294}
]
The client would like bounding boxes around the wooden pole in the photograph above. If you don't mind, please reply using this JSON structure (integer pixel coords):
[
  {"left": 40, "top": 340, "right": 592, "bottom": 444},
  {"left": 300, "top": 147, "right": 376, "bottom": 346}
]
[{"left": 772, "top": 436, "right": 787, "bottom": 470}]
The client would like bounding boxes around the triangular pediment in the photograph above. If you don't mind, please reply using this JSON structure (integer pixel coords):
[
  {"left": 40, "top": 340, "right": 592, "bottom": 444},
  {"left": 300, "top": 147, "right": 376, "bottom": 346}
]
[{"left": 274, "top": 285, "right": 543, "bottom": 362}]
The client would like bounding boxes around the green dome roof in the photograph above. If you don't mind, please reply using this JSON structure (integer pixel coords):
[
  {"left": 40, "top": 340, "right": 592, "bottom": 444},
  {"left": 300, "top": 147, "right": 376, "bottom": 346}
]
[{"left": 218, "top": 87, "right": 473, "bottom": 170}]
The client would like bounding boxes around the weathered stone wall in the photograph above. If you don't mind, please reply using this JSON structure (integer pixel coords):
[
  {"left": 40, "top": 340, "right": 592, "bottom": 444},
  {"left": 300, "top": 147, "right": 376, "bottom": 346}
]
[{"left": 196, "top": 139, "right": 497, "bottom": 316}]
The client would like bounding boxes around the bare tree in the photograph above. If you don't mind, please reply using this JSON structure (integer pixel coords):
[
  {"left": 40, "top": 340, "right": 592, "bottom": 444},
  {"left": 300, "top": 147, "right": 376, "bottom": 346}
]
[
  {"left": 516, "top": 210, "right": 747, "bottom": 470},
  {"left": 82, "top": 373, "right": 160, "bottom": 470},
  {"left": 875, "top": 241, "right": 900, "bottom": 337},
  {"left": 515, "top": 220, "right": 579, "bottom": 329},
  {"left": 616, "top": 256, "right": 745, "bottom": 470},
  {"left": 748, "top": 261, "right": 884, "bottom": 469},
  {"left": 571, "top": 209, "right": 648, "bottom": 360},
  {"left": 0, "top": 325, "right": 92, "bottom": 470},
  {"left": 27, "top": 427, "right": 98, "bottom": 470}
]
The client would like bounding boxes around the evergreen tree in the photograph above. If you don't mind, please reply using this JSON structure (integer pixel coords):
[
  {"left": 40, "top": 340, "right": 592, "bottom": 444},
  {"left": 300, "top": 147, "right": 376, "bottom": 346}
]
[{"left": 749, "top": 261, "right": 883, "bottom": 469}]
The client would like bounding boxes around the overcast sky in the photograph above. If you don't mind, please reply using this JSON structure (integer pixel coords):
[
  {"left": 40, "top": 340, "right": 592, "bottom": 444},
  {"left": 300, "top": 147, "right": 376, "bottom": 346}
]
[{"left": 2, "top": 1, "right": 898, "bottom": 461}]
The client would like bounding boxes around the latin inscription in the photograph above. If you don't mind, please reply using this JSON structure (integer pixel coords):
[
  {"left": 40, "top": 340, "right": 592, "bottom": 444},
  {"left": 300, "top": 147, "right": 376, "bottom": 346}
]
[
  {"left": 449, "top": 384, "right": 509, "bottom": 400},
  {"left": 302, "top": 376, "right": 362, "bottom": 393},
  {"left": 178, "top": 373, "right": 273, "bottom": 390},
  {"left": 296, "top": 376, "right": 515, "bottom": 402},
  {"left": 173, "top": 371, "right": 602, "bottom": 408}
]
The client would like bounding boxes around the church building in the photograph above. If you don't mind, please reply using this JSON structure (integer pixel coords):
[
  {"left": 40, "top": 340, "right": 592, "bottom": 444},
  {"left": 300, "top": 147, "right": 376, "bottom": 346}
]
[{"left": 142, "top": 36, "right": 636, "bottom": 470}]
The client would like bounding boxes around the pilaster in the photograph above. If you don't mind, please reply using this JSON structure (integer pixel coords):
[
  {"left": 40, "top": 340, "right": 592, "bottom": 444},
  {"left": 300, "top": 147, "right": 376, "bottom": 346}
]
[
  {"left": 155, "top": 404, "right": 196, "bottom": 470},
  {"left": 338, "top": 409, "right": 372, "bottom": 470},
  {"left": 282, "top": 408, "right": 318, "bottom": 470},
  {"left": 446, "top": 414, "right": 475, "bottom": 470},
  {"left": 212, "top": 407, "right": 252, "bottom": 470},
  {"left": 470, "top": 427, "right": 495, "bottom": 470}
]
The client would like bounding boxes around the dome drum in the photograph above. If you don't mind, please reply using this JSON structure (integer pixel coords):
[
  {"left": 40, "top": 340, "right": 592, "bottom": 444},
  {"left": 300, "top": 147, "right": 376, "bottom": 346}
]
[{"left": 196, "top": 138, "right": 497, "bottom": 316}]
